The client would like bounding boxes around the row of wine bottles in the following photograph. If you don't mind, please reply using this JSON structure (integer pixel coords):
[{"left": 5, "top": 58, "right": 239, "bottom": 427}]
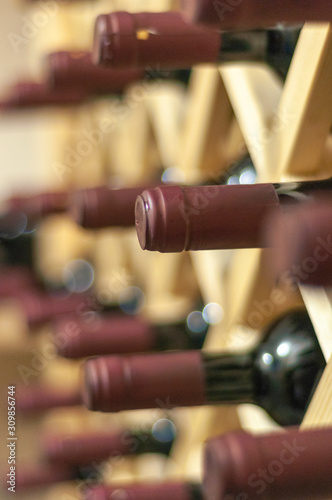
[
  {"left": 15, "top": 308, "right": 324, "bottom": 428},
  {"left": 8, "top": 420, "right": 332, "bottom": 500},
  {"left": 5, "top": 163, "right": 332, "bottom": 287},
  {"left": 3, "top": 3, "right": 330, "bottom": 499},
  {"left": 0, "top": 8, "right": 302, "bottom": 108}
]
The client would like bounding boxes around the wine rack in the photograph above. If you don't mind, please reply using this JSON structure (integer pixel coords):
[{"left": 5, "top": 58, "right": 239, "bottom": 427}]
[{"left": 0, "top": 2, "right": 332, "bottom": 499}]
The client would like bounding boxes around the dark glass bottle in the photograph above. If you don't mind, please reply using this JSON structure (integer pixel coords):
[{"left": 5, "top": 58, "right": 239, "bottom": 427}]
[
  {"left": 135, "top": 173, "right": 332, "bottom": 252},
  {"left": 93, "top": 11, "right": 299, "bottom": 80},
  {"left": 204, "top": 427, "right": 332, "bottom": 500},
  {"left": 42, "top": 421, "right": 176, "bottom": 467},
  {"left": 82, "top": 309, "right": 325, "bottom": 426},
  {"left": 180, "top": 0, "right": 332, "bottom": 30}
]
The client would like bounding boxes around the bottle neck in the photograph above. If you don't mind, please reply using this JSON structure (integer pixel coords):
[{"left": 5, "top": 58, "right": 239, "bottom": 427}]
[
  {"left": 133, "top": 430, "right": 174, "bottom": 456},
  {"left": 274, "top": 177, "right": 332, "bottom": 205},
  {"left": 218, "top": 28, "right": 300, "bottom": 79},
  {"left": 203, "top": 352, "right": 256, "bottom": 405}
]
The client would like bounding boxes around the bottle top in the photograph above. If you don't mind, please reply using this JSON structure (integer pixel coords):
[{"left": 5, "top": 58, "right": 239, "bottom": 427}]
[
  {"left": 265, "top": 200, "right": 332, "bottom": 287},
  {"left": 0, "top": 266, "right": 37, "bottom": 297},
  {"left": 53, "top": 313, "right": 156, "bottom": 358},
  {"left": 15, "top": 290, "right": 91, "bottom": 327},
  {"left": 83, "top": 481, "right": 199, "bottom": 500},
  {"left": 46, "top": 50, "right": 144, "bottom": 93},
  {"left": 69, "top": 185, "right": 148, "bottom": 229},
  {"left": 93, "top": 11, "right": 220, "bottom": 68},
  {"left": 0, "top": 81, "right": 88, "bottom": 110},
  {"left": 82, "top": 350, "right": 206, "bottom": 412},
  {"left": 16, "top": 385, "right": 82, "bottom": 413},
  {"left": 204, "top": 427, "right": 332, "bottom": 500},
  {"left": 180, "top": 0, "right": 331, "bottom": 28},
  {"left": 42, "top": 430, "right": 139, "bottom": 466},
  {"left": 135, "top": 184, "right": 280, "bottom": 252}
]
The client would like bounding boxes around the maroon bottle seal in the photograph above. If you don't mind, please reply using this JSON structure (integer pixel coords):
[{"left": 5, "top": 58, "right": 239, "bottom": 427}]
[
  {"left": 204, "top": 427, "right": 332, "bottom": 500},
  {"left": 265, "top": 200, "right": 332, "bottom": 287},
  {"left": 16, "top": 385, "right": 82, "bottom": 413},
  {"left": 15, "top": 465, "right": 76, "bottom": 491},
  {"left": 0, "top": 81, "right": 88, "bottom": 110},
  {"left": 93, "top": 11, "right": 221, "bottom": 68},
  {"left": 8, "top": 190, "right": 70, "bottom": 223},
  {"left": 69, "top": 185, "right": 153, "bottom": 229},
  {"left": 47, "top": 50, "right": 144, "bottom": 93},
  {"left": 17, "top": 290, "right": 90, "bottom": 327},
  {"left": 53, "top": 314, "right": 156, "bottom": 358},
  {"left": 42, "top": 431, "right": 136, "bottom": 466},
  {"left": 82, "top": 350, "right": 206, "bottom": 412},
  {"left": 135, "top": 183, "right": 280, "bottom": 252}
]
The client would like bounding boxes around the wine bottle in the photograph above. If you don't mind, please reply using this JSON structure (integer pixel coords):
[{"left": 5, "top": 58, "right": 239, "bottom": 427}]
[
  {"left": 93, "top": 11, "right": 299, "bottom": 79},
  {"left": 180, "top": 0, "right": 332, "bottom": 29},
  {"left": 265, "top": 199, "right": 332, "bottom": 287},
  {"left": 69, "top": 184, "right": 158, "bottom": 229},
  {"left": 83, "top": 482, "right": 202, "bottom": 500},
  {"left": 46, "top": 51, "right": 145, "bottom": 94},
  {"left": 204, "top": 427, "right": 332, "bottom": 500},
  {"left": 0, "top": 81, "right": 88, "bottom": 110},
  {"left": 53, "top": 308, "right": 208, "bottom": 358},
  {"left": 16, "top": 384, "right": 82, "bottom": 413},
  {"left": 42, "top": 423, "right": 175, "bottom": 466},
  {"left": 13, "top": 464, "right": 79, "bottom": 491},
  {"left": 9, "top": 289, "right": 93, "bottom": 328},
  {"left": 135, "top": 175, "right": 332, "bottom": 252},
  {"left": 7, "top": 190, "right": 70, "bottom": 227},
  {"left": 82, "top": 309, "right": 325, "bottom": 426},
  {"left": 0, "top": 265, "right": 37, "bottom": 297},
  {"left": 70, "top": 155, "right": 256, "bottom": 230}
]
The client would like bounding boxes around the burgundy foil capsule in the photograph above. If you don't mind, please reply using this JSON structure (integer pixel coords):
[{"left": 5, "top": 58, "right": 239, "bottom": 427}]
[
  {"left": 15, "top": 465, "right": 76, "bottom": 491},
  {"left": 42, "top": 431, "right": 138, "bottom": 466},
  {"left": 265, "top": 200, "right": 332, "bottom": 287},
  {"left": 16, "top": 385, "right": 82, "bottom": 413},
  {"left": 93, "top": 11, "right": 221, "bottom": 68},
  {"left": 135, "top": 184, "right": 280, "bottom": 252},
  {"left": 47, "top": 50, "right": 144, "bottom": 93},
  {"left": 82, "top": 350, "right": 206, "bottom": 412},
  {"left": 16, "top": 291, "right": 90, "bottom": 327},
  {"left": 84, "top": 482, "right": 200, "bottom": 500},
  {"left": 180, "top": 0, "right": 332, "bottom": 28},
  {"left": 0, "top": 81, "right": 88, "bottom": 110},
  {"left": 8, "top": 190, "right": 70, "bottom": 223},
  {"left": 53, "top": 314, "right": 156, "bottom": 358},
  {"left": 204, "top": 427, "right": 332, "bottom": 500},
  {"left": 69, "top": 185, "right": 156, "bottom": 229},
  {"left": 0, "top": 266, "right": 37, "bottom": 297}
]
